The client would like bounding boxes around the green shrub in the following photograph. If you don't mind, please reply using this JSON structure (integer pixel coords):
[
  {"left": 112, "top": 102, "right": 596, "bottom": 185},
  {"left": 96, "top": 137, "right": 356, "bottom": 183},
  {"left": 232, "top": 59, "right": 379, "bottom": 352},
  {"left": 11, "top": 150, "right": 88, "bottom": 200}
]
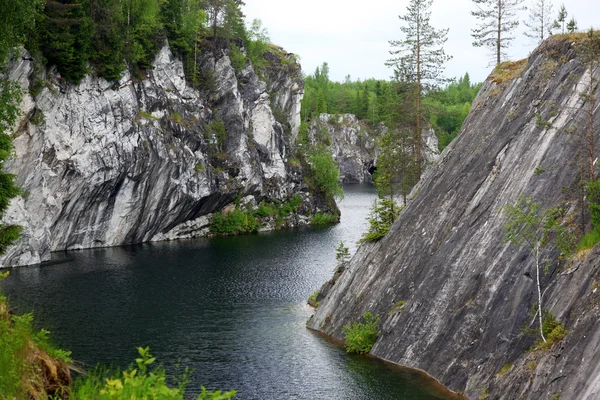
[
  {"left": 229, "top": 44, "right": 246, "bottom": 73},
  {"left": 307, "top": 145, "right": 343, "bottom": 200},
  {"left": 342, "top": 312, "right": 380, "bottom": 354},
  {"left": 310, "top": 212, "right": 338, "bottom": 226},
  {"left": 576, "top": 228, "right": 600, "bottom": 251},
  {"left": 71, "top": 347, "right": 236, "bottom": 400},
  {"left": 533, "top": 310, "right": 568, "bottom": 351},
  {"left": 210, "top": 209, "right": 257, "bottom": 235},
  {"left": 361, "top": 199, "right": 401, "bottom": 242},
  {"left": 308, "top": 290, "right": 319, "bottom": 308}
]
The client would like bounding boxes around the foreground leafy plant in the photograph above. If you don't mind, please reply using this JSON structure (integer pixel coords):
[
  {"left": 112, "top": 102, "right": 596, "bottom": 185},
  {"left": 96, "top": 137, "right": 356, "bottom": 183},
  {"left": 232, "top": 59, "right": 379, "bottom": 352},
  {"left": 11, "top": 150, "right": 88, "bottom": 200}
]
[
  {"left": 72, "top": 347, "right": 236, "bottom": 400},
  {"left": 342, "top": 312, "right": 380, "bottom": 354}
]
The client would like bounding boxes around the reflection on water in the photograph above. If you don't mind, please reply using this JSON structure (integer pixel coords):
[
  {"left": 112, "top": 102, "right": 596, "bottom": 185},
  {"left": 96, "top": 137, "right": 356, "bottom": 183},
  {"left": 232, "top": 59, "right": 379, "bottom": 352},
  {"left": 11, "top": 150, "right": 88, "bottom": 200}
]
[{"left": 2, "top": 184, "right": 458, "bottom": 399}]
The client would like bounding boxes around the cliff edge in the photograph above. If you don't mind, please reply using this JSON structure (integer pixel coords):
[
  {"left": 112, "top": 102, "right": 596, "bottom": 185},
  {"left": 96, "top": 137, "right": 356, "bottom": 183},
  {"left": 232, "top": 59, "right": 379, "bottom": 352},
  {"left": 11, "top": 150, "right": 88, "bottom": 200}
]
[
  {"left": 308, "top": 35, "right": 600, "bottom": 399},
  {"left": 1, "top": 42, "right": 336, "bottom": 267}
]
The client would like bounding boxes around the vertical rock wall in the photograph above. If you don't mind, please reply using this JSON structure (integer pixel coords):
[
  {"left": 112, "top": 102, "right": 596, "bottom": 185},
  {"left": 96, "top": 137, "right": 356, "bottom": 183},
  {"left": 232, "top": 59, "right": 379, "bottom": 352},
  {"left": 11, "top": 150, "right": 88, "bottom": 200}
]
[{"left": 1, "top": 43, "right": 332, "bottom": 267}]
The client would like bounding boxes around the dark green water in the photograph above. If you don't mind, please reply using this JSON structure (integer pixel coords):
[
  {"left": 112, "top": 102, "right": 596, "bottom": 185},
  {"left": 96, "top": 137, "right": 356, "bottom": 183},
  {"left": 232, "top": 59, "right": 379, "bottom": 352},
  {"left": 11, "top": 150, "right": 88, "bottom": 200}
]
[{"left": 2, "top": 185, "right": 458, "bottom": 399}]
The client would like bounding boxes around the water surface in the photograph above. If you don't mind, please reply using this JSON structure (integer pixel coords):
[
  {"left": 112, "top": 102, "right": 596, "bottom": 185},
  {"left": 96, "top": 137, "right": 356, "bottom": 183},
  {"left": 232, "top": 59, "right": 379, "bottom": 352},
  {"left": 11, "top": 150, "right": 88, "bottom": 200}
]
[{"left": 2, "top": 185, "right": 458, "bottom": 399}]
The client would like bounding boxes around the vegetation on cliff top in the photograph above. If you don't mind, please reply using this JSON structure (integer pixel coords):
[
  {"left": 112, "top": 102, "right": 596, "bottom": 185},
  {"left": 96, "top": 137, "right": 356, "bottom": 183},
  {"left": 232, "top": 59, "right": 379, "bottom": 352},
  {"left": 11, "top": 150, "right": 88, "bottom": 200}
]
[{"left": 23, "top": 0, "right": 273, "bottom": 86}]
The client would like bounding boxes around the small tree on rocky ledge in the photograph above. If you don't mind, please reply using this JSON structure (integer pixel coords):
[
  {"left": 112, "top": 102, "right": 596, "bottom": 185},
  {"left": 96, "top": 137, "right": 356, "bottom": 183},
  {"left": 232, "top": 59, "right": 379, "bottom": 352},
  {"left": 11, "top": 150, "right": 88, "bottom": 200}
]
[{"left": 502, "top": 195, "right": 573, "bottom": 342}]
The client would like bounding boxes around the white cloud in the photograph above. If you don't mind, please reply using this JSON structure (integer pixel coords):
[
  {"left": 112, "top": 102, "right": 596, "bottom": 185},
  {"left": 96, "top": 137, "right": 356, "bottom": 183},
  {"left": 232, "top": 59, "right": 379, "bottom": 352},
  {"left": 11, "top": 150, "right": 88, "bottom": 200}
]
[{"left": 243, "top": 0, "right": 600, "bottom": 83}]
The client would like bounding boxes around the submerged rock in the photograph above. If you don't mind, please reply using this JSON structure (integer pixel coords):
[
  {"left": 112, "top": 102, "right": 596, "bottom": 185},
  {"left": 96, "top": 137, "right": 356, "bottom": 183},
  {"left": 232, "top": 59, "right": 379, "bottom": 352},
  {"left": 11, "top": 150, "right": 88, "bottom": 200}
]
[
  {"left": 1, "top": 43, "right": 335, "bottom": 267},
  {"left": 308, "top": 36, "right": 600, "bottom": 399}
]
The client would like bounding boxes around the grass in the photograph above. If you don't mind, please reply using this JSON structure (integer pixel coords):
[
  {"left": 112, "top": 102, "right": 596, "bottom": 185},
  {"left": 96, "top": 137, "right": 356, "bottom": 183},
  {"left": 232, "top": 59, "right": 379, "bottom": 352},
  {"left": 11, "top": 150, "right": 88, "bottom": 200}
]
[
  {"left": 342, "top": 312, "right": 380, "bottom": 354},
  {"left": 576, "top": 229, "right": 600, "bottom": 252},
  {"left": 387, "top": 301, "right": 406, "bottom": 315},
  {"left": 490, "top": 59, "right": 528, "bottom": 84},
  {"left": 496, "top": 363, "right": 512, "bottom": 378}
]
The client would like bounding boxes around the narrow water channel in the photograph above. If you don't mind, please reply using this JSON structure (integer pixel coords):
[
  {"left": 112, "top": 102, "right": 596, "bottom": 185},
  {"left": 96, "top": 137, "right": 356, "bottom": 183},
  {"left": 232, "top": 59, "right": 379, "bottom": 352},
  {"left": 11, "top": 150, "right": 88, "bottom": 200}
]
[{"left": 2, "top": 184, "right": 458, "bottom": 399}]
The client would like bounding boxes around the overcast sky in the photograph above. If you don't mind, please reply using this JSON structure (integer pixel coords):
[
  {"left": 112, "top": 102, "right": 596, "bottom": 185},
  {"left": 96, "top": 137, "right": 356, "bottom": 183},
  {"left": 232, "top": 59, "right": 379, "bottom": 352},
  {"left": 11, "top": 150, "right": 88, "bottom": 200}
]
[{"left": 243, "top": 0, "right": 599, "bottom": 84}]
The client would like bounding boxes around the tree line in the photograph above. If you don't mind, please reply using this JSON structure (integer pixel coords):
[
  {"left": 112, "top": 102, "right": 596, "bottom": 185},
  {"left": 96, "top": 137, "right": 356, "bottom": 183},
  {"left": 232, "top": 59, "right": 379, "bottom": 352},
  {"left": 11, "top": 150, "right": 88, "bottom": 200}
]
[{"left": 20, "top": 0, "right": 270, "bottom": 85}]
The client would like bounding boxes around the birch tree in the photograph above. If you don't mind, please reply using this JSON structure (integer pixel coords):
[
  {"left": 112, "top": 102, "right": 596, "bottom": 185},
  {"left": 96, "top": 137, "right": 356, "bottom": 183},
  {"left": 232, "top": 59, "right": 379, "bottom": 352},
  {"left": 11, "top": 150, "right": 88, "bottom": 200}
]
[
  {"left": 524, "top": 0, "right": 555, "bottom": 43},
  {"left": 387, "top": 0, "right": 451, "bottom": 178},
  {"left": 502, "top": 195, "right": 573, "bottom": 343},
  {"left": 471, "top": 0, "right": 526, "bottom": 65}
]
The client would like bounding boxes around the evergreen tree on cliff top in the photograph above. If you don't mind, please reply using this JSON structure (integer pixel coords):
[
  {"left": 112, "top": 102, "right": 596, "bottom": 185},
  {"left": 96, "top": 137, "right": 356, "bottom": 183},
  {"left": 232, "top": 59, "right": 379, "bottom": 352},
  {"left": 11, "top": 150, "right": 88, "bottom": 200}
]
[
  {"left": 386, "top": 0, "right": 451, "bottom": 179},
  {"left": 471, "top": 0, "right": 526, "bottom": 65},
  {"left": 523, "top": 0, "right": 555, "bottom": 43}
]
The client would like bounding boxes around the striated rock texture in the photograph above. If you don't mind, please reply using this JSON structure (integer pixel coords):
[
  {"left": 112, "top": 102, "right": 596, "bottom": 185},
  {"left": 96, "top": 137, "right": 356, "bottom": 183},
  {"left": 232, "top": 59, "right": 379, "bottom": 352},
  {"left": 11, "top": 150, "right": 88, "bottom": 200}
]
[
  {"left": 307, "top": 113, "right": 439, "bottom": 184},
  {"left": 308, "top": 36, "right": 600, "bottom": 399},
  {"left": 1, "top": 43, "right": 334, "bottom": 267}
]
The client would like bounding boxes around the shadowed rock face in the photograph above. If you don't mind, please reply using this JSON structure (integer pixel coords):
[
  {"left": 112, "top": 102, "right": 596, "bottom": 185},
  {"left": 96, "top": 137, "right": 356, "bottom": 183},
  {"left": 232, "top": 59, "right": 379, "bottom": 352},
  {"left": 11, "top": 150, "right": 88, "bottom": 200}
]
[
  {"left": 308, "top": 37, "right": 600, "bottom": 399},
  {"left": 1, "top": 44, "right": 333, "bottom": 267}
]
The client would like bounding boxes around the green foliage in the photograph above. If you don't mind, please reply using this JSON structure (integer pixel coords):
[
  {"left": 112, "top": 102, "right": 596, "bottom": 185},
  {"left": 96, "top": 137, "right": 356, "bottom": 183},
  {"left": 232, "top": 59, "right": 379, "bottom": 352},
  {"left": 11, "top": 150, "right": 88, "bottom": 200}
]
[
  {"left": 0, "top": 286, "right": 71, "bottom": 399},
  {"left": 307, "top": 145, "right": 343, "bottom": 200},
  {"left": 471, "top": 0, "right": 525, "bottom": 65},
  {"left": 502, "top": 195, "right": 574, "bottom": 259},
  {"left": 310, "top": 212, "right": 338, "bottom": 226},
  {"left": 71, "top": 347, "right": 236, "bottom": 399},
  {"left": 210, "top": 208, "right": 257, "bottom": 235},
  {"left": 229, "top": 44, "right": 246, "bottom": 72},
  {"left": 576, "top": 229, "right": 600, "bottom": 251},
  {"left": 207, "top": 119, "right": 227, "bottom": 151},
  {"left": 496, "top": 363, "right": 512, "bottom": 377},
  {"left": 585, "top": 180, "right": 600, "bottom": 230},
  {"left": 534, "top": 310, "right": 568, "bottom": 351},
  {"left": 335, "top": 241, "right": 350, "bottom": 265},
  {"left": 245, "top": 19, "right": 270, "bottom": 72},
  {"left": 308, "top": 290, "right": 319, "bottom": 308},
  {"left": 503, "top": 195, "right": 574, "bottom": 343},
  {"left": 0, "top": 0, "right": 32, "bottom": 255},
  {"left": 37, "top": 0, "right": 93, "bottom": 83},
  {"left": 342, "top": 312, "right": 380, "bottom": 354},
  {"left": 362, "top": 199, "right": 401, "bottom": 242}
]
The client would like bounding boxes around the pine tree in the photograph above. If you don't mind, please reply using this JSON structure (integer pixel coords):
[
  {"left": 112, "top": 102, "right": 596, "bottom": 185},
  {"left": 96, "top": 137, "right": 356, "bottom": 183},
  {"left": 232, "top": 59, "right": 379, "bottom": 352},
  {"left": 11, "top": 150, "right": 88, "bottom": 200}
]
[
  {"left": 555, "top": 4, "right": 567, "bottom": 34},
  {"left": 567, "top": 17, "right": 578, "bottom": 33},
  {"left": 387, "top": 0, "right": 451, "bottom": 178},
  {"left": 89, "top": 0, "right": 125, "bottom": 81},
  {"left": 39, "top": 0, "right": 93, "bottom": 82},
  {"left": 471, "top": 0, "right": 526, "bottom": 65},
  {"left": 523, "top": 0, "right": 555, "bottom": 43}
]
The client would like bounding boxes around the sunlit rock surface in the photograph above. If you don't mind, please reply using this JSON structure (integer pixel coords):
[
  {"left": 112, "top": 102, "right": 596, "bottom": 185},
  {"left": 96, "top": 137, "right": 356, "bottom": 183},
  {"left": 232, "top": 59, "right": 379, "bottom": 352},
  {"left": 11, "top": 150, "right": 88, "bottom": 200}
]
[{"left": 1, "top": 44, "right": 332, "bottom": 267}]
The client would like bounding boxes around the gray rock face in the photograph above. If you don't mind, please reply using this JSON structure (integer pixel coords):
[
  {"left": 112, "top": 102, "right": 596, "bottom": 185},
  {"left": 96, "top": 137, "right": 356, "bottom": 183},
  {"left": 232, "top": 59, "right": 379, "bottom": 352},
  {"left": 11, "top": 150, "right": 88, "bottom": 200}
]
[
  {"left": 308, "top": 37, "right": 600, "bottom": 399},
  {"left": 308, "top": 114, "right": 376, "bottom": 183},
  {"left": 0, "top": 44, "right": 326, "bottom": 267},
  {"left": 307, "top": 114, "right": 439, "bottom": 184}
]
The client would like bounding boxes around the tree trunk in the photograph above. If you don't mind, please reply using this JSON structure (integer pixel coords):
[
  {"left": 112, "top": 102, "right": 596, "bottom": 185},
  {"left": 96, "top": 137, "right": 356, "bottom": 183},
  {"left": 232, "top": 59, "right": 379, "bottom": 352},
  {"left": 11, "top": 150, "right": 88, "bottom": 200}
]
[
  {"left": 497, "top": 0, "right": 501, "bottom": 65},
  {"left": 589, "top": 67, "right": 595, "bottom": 181},
  {"left": 536, "top": 245, "right": 546, "bottom": 342},
  {"left": 416, "top": 15, "right": 422, "bottom": 179}
]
